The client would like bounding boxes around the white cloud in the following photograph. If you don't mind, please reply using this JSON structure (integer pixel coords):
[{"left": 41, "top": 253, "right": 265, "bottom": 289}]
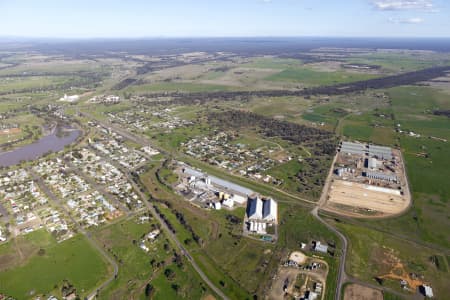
[
  {"left": 372, "top": 0, "right": 435, "bottom": 11},
  {"left": 388, "top": 17, "right": 425, "bottom": 23}
]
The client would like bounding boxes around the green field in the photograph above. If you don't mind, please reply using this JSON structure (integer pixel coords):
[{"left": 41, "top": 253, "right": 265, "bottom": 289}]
[
  {"left": 126, "top": 82, "right": 232, "bottom": 93},
  {"left": 347, "top": 52, "right": 450, "bottom": 72},
  {"left": 0, "top": 231, "right": 110, "bottom": 299},
  {"left": 266, "top": 67, "right": 377, "bottom": 85}
]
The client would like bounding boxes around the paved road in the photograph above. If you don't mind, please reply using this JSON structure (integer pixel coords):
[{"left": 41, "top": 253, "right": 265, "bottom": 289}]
[
  {"left": 29, "top": 169, "right": 119, "bottom": 300},
  {"left": 311, "top": 206, "right": 348, "bottom": 300}
]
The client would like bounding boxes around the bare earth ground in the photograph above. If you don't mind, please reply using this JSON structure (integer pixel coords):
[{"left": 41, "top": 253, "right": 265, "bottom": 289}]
[
  {"left": 344, "top": 284, "right": 383, "bottom": 300},
  {"left": 0, "top": 128, "right": 21, "bottom": 135},
  {"left": 325, "top": 179, "right": 409, "bottom": 216},
  {"left": 268, "top": 268, "right": 299, "bottom": 300}
]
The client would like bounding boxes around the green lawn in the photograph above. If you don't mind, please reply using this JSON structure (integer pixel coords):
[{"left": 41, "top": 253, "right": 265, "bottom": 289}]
[{"left": 0, "top": 231, "right": 110, "bottom": 299}]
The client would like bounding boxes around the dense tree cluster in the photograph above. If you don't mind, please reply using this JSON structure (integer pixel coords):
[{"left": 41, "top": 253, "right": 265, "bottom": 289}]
[{"left": 433, "top": 109, "right": 450, "bottom": 118}]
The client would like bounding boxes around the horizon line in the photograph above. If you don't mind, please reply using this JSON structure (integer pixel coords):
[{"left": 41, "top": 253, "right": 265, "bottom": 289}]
[{"left": 2, "top": 35, "right": 450, "bottom": 41}]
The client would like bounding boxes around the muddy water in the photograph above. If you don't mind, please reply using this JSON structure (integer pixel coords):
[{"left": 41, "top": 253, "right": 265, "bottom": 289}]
[{"left": 0, "top": 127, "right": 80, "bottom": 167}]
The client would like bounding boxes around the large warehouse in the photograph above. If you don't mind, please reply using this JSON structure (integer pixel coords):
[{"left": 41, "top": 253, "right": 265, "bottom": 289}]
[
  {"left": 340, "top": 141, "right": 393, "bottom": 160},
  {"left": 246, "top": 196, "right": 278, "bottom": 234}
]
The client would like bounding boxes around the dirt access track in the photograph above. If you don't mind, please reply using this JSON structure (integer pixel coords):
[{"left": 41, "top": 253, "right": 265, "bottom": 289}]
[
  {"left": 325, "top": 179, "right": 409, "bottom": 217},
  {"left": 344, "top": 284, "right": 383, "bottom": 300}
]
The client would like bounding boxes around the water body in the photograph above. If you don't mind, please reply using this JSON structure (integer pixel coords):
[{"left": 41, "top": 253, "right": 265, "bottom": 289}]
[{"left": 0, "top": 127, "right": 81, "bottom": 167}]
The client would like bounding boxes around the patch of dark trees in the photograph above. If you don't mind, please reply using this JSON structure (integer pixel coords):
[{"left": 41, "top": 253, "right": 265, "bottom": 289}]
[
  {"left": 111, "top": 78, "right": 139, "bottom": 90},
  {"left": 207, "top": 110, "right": 337, "bottom": 156},
  {"left": 137, "top": 65, "right": 450, "bottom": 101},
  {"left": 433, "top": 109, "right": 450, "bottom": 118}
]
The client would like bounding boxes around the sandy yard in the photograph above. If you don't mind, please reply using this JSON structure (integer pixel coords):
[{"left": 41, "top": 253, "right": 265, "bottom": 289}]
[
  {"left": 326, "top": 180, "right": 409, "bottom": 215},
  {"left": 289, "top": 251, "right": 307, "bottom": 264}
]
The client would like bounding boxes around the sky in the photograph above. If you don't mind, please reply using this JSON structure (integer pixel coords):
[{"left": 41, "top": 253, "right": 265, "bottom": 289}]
[{"left": 0, "top": 0, "right": 449, "bottom": 38}]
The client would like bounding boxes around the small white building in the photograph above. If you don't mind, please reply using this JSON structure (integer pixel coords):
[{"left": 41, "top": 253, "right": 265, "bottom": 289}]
[
  {"left": 59, "top": 94, "right": 80, "bottom": 102},
  {"left": 314, "top": 241, "right": 328, "bottom": 253},
  {"left": 222, "top": 198, "right": 234, "bottom": 208},
  {"left": 422, "top": 285, "right": 434, "bottom": 298}
]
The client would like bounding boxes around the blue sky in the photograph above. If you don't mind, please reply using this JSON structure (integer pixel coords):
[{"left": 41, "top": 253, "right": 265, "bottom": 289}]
[{"left": 0, "top": 0, "right": 449, "bottom": 38}]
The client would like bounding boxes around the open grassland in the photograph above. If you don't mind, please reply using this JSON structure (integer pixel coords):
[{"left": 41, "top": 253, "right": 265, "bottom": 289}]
[
  {"left": 94, "top": 218, "right": 165, "bottom": 299},
  {"left": 0, "top": 230, "right": 110, "bottom": 299},
  {"left": 0, "top": 76, "right": 82, "bottom": 93},
  {"left": 0, "top": 60, "right": 105, "bottom": 76},
  {"left": 126, "top": 82, "right": 233, "bottom": 93},
  {"left": 333, "top": 221, "right": 450, "bottom": 298},
  {"left": 347, "top": 51, "right": 450, "bottom": 72},
  {"left": 148, "top": 261, "right": 214, "bottom": 300},
  {"left": 242, "top": 57, "right": 304, "bottom": 69}
]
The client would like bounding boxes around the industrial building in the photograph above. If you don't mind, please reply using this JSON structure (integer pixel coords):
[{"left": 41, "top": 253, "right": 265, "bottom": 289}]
[
  {"left": 368, "top": 144, "right": 393, "bottom": 160},
  {"left": 182, "top": 166, "right": 253, "bottom": 195},
  {"left": 363, "top": 171, "right": 398, "bottom": 183},
  {"left": 246, "top": 196, "right": 278, "bottom": 235},
  {"left": 340, "top": 141, "right": 393, "bottom": 160},
  {"left": 340, "top": 141, "right": 365, "bottom": 155}
]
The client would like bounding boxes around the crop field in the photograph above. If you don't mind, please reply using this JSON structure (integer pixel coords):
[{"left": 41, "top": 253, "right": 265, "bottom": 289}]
[
  {"left": 0, "top": 230, "right": 110, "bottom": 299},
  {"left": 266, "top": 67, "right": 377, "bottom": 86}
]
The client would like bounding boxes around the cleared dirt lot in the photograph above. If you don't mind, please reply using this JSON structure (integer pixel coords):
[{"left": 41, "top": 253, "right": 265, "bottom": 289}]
[
  {"left": 344, "top": 284, "right": 383, "bottom": 300},
  {"left": 326, "top": 180, "right": 409, "bottom": 215},
  {"left": 269, "top": 268, "right": 299, "bottom": 300}
]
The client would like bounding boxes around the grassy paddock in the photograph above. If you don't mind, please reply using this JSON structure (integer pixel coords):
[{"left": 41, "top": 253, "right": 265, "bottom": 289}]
[{"left": 0, "top": 231, "right": 110, "bottom": 299}]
